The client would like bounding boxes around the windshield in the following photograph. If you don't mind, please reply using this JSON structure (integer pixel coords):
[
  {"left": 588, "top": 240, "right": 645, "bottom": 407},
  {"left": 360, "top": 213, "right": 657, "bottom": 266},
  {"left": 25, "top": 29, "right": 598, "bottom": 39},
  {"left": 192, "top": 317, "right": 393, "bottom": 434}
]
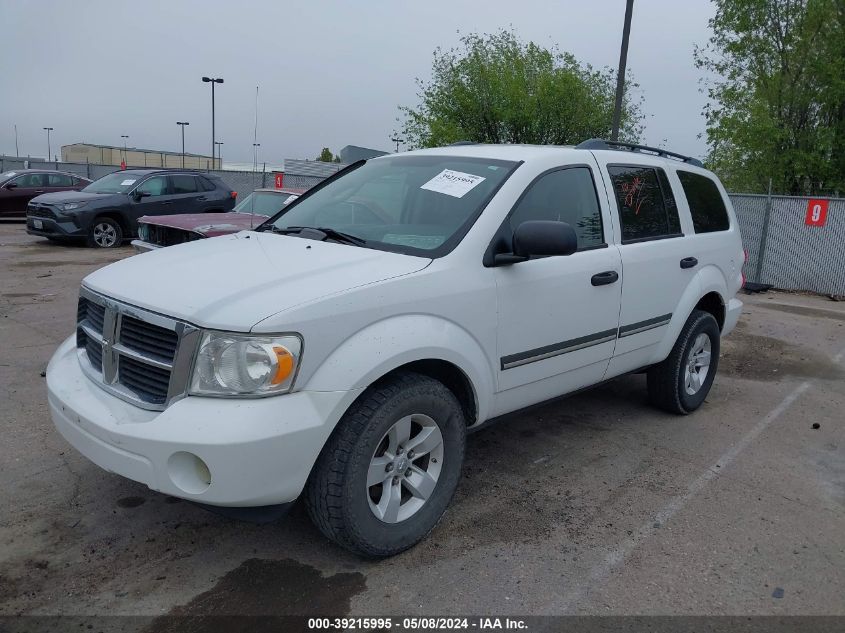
[
  {"left": 233, "top": 191, "right": 297, "bottom": 217},
  {"left": 0, "top": 171, "right": 17, "bottom": 184},
  {"left": 266, "top": 155, "right": 518, "bottom": 256},
  {"left": 82, "top": 172, "right": 144, "bottom": 194}
]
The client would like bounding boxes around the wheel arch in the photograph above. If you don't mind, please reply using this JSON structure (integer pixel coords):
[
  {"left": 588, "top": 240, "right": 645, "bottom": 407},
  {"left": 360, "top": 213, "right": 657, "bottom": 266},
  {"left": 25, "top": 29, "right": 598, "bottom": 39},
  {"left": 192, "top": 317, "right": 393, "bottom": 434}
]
[{"left": 653, "top": 265, "right": 728, "bottom": 362}]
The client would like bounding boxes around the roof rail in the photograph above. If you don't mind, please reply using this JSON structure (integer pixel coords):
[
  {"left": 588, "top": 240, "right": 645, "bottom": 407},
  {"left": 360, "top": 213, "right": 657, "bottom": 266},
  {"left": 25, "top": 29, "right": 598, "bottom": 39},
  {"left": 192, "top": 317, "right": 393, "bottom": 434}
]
[
  {"left": 576, "top": 138, "right": 704, "bottom": 168},
  {"left": 448, "top": 140, "right": 478, "bottom": 146}
]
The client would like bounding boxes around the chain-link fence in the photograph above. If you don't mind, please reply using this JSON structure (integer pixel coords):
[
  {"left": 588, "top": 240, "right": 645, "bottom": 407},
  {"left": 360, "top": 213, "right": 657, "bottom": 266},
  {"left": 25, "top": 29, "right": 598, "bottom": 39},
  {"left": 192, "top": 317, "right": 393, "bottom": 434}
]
[
  {"left": 0, "top": 157, "right": 276, "bottom": 197},
  {"left": 729, "top": 194, "right": 845, "bottom": 295}
]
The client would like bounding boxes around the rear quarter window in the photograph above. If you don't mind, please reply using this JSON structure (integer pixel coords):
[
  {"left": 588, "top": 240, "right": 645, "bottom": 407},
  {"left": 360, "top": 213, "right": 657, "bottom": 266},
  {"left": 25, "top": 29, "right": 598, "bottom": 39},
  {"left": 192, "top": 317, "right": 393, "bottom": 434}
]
[{"left": 677, "top": 171, "right": 730, "bottom": 233}]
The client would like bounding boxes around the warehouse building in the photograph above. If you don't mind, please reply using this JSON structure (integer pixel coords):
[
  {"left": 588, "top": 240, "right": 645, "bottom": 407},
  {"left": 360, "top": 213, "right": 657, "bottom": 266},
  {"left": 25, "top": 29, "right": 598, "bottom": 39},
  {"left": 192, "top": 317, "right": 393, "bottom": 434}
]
[{"left": 61, "top": 143, "right": 220, "bottom": 169}]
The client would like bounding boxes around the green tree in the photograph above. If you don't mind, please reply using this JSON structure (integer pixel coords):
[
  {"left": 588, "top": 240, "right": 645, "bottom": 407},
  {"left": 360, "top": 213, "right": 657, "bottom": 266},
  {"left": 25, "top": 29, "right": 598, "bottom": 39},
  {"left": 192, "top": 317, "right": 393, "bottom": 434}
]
[
  {"left": 696, "top": 0, "right": 845, "bottom": 195},
  {"left": 316, "top": 147, "right": 335, "bottom": 162},
  {"left": 396, "top": 30, "right": 643, "bottom": 149}
]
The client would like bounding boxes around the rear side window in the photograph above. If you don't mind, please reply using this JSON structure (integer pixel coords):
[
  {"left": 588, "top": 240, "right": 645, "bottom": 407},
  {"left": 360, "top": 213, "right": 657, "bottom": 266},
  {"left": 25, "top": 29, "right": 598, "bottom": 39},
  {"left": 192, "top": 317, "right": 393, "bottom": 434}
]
[
  {"left": 677, "top": 171, "right": 730, "bottom": 232},
  {"left": 171, "top": 175, "right": 198, "bottom": 194},
  {"left": 608, "top": 165, "right": 681, "bottom": 243},
  {"left": 48, "top": 173, "right": 74, "bottom": 187},
  {"left": 509, "top": 167, "right": 604, "bottom": 249},
  {"left": 197, "top": 176, "right": 218, "bottom": 192}
]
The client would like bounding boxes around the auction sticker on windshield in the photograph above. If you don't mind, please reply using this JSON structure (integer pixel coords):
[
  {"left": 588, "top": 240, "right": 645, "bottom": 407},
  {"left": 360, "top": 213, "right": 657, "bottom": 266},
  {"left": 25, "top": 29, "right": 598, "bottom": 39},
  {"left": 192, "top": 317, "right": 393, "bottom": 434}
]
[
  {"left": 121, "top": 179, "right": 136, "bottom": 186},
  {"left": 420, "top": 169, "right": 485, "bottom": 198}
]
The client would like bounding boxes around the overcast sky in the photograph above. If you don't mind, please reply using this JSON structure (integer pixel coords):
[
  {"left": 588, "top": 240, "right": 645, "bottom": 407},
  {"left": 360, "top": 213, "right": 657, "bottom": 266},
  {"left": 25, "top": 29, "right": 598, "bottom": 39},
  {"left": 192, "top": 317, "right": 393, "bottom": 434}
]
[{"left": 0, "top": 0, "right": 716, "bottom": 165}]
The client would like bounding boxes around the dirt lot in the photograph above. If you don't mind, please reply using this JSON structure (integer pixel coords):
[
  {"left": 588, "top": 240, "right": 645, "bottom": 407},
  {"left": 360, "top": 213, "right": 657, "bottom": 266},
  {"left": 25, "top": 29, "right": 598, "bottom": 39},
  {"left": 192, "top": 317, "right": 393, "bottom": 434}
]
[{"left": 1, "top": 222, "right": 844, "bottom": 624}]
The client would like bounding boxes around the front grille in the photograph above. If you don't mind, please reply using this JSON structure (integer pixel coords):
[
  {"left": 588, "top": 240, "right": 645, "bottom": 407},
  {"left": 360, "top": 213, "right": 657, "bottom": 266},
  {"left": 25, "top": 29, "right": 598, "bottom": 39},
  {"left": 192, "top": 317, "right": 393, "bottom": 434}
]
[
  {"left": 27, "top": 203, "right": 57, "bottom": 219},
  {"left": 120, "top": 315, "right": 178, "bottom": 362},
  {"left": 118, "top": 356, "right": 170, "bottom": 405},
  {"left": 75, "top": 290, "right": 196, "bottom": 410},
  {"left": 143, "top": 223, "right": 202, "bottom": 247}
]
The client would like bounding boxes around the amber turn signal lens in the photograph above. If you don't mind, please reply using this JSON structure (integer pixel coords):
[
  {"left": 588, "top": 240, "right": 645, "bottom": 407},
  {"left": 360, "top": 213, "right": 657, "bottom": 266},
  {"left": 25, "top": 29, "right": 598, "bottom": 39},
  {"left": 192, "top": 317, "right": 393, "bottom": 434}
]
[{"left": 271, "top": 346, "right": 295, "bottom": 385}]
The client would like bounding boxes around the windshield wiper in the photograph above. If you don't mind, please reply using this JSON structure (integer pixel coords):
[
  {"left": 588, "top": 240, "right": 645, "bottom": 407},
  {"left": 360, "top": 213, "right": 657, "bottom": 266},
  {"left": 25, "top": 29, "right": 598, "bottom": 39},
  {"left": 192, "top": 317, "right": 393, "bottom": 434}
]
[{"left": 261, "top": 225, "right": 366, "bottom": 246}]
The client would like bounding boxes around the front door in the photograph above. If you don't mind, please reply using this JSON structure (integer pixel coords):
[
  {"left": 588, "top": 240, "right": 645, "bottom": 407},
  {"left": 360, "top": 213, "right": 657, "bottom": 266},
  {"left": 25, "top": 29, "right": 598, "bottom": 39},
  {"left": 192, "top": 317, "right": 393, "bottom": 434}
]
[
  {"left": 3, "top": 173, "right": 47, "bottom": 215},
  {"left": 493, "top": 164, "right": 622, "bottom": 414},
  {"left": 129, "top": 175, "right": 175, "bottom": 232}
]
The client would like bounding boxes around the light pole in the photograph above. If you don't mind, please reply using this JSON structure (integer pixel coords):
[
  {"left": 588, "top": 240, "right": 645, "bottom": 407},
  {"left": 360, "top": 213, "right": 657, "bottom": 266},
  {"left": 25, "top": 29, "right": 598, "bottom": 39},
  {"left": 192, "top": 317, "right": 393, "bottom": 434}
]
[
  {"left": 611, "top": 0, "right": 635, "bottom": 141},
  {"left": 252, "top": 142, "right": 260, "bottom": 172},
  {"left": 14, "top": 124, "right": 19, "bottom": 156},
  {"left": 390, "top": 137, "right": 404, "bottom": 153},
  {"left": 120, "top": 135, "right": 129, "bottom": 165},
  {"left": 214, "top": 141, "right": 224, "bottom": 167},
  {"left": 43, "top": 127, "right": 53, "bottom": 161},
  {"left": 176, "top": 122, "right": 189, "bottom": 168},
  {"left": 201, "top": 76, "right": 224, "bottom": 167}
]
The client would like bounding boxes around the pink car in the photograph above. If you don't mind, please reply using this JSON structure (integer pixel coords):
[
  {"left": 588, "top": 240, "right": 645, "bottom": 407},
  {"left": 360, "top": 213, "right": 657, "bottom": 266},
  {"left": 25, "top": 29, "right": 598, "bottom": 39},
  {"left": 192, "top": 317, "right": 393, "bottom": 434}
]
[{"left": 132, "top": 187, "right": 304, "bottom": 252}]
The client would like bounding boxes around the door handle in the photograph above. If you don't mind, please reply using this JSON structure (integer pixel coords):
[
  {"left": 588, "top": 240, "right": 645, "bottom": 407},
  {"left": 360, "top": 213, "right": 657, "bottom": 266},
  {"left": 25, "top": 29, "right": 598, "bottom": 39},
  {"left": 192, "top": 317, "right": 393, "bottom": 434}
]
[
  {"left": 162, "top": 200, "right": 174, "bottom": 205},
  {"left": 680, "top": 257, "right": 698, "bottom": 269},
  {"left": 196, "top": 196, "right": 207, "bottom": 201},
  {"left": 591, "top": 271, "right": 619, "bottom": 286},
  {"left": 35, "top": 190, "right": 44, "bottom": 193}
]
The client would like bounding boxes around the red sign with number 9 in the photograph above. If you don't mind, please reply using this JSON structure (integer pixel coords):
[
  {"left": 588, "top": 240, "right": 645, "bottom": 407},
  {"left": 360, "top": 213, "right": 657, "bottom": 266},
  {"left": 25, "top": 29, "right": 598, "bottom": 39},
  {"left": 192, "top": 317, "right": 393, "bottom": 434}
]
[{"left": 805, "top": 199, "right": 828, "bottom": 227}]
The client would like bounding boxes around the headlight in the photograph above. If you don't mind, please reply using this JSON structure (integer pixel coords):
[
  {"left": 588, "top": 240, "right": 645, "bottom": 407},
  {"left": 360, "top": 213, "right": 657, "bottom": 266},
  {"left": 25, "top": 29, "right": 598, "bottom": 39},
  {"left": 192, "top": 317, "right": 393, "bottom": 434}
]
[
  {"left": 62, "top": 201, "right": 88, "bottom": 211},
  {"left": 189, "top": 332, "right": 302, "bottom": 397},
  {"left": 138, "top": 224, "right": 149, "bottom": 241}
]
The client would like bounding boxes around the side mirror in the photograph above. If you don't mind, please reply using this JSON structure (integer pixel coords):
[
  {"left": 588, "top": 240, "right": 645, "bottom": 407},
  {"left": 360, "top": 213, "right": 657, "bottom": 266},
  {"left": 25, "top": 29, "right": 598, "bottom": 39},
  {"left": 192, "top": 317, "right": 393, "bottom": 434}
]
[
  {"left": 133, "top": 190, "right": 150, "bottom": 201},
  {"left": 512, "top": 220, "right": 578, "bottom": 259},
  {"left": 5, "top": 182, "right": 18, "bottom": 190}
]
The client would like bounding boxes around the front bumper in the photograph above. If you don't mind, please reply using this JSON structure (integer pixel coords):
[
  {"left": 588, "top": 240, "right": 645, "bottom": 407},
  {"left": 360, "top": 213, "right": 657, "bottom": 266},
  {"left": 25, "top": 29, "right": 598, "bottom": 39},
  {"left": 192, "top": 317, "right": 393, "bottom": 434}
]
[
  {"left": 26, "top": 215, "right": 85, "bottom": 238},
  {"left": 47, "top": 336, "right": 363, "bottom": 507},
  {"left": 131, "top": 239, "right": 161, "bottom": 253}
]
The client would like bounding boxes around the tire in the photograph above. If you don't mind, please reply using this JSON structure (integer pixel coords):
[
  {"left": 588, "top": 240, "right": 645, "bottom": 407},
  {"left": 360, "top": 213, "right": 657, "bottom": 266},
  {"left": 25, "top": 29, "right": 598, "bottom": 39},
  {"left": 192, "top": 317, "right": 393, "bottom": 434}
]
[
  {"left": 87, "top": 217, "right": 123, "bottom": 248},
  {"left": 647, "top": 309, "right": 720, "bottom": 414},
  {"left": 305, "top": 371, "right": 466, "bottom": 557}
]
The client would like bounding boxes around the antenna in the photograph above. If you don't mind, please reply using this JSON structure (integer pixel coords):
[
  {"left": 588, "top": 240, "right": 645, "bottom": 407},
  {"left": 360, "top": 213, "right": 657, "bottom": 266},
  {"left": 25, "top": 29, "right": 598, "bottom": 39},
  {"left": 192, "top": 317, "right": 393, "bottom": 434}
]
[{"left": 251, "top": 85, "right": 259, "bottom": 230}]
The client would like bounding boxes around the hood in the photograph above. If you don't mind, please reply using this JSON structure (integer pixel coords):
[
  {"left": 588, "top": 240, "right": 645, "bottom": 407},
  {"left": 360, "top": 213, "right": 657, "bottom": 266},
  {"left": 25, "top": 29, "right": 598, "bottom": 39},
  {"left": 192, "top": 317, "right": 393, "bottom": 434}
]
[
  {"left": 31, "top": 191, "right": 118, "bottom": 205},
  {"left": 139, "top": 212, "right": 264, "bottom": 237},
  {"left": 83, "top": 231, "right": 431, "bottom": 329}
]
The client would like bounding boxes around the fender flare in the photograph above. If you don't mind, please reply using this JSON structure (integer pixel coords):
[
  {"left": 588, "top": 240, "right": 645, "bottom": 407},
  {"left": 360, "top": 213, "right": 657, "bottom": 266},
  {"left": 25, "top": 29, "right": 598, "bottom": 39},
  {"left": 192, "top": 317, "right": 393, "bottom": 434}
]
[{"left": 303, "top": 314, "right": 496, "bottom": 423}]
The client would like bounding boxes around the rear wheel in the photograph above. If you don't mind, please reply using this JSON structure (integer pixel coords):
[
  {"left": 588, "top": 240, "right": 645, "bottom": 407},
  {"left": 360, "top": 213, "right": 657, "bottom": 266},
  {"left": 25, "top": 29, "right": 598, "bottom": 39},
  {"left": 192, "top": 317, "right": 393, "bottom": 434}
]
[
  {"left": 88, "top": 217, "right": 123, "bottom": 248},
  {"left": 647, "top": 309, "right": 720, "bottom": 414},
  {"left": 305, "top": 371, "right": 466, "bottom": 557}
]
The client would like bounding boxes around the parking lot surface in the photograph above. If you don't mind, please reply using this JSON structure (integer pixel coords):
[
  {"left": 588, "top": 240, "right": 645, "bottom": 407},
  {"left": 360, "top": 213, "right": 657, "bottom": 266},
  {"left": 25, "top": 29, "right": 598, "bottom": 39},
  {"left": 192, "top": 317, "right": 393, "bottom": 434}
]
[{"left": 1, "top": 223, "right": 844, "bottom": 621}]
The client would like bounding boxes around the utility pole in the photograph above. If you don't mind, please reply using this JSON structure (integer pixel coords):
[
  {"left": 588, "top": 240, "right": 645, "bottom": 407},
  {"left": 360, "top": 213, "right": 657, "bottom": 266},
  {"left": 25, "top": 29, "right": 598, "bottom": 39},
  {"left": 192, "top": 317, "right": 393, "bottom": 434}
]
[
  {"left": 177, "top": 121, "right": 189, "bottom": 168},
  {"left": 390, "top": 137, "right": 404, "bottom": 153},
  {"left": 611, "top": 0, "right": 635, "bottom": 141},
  {"left": 202, "top": 76, "right": 224, "bottom": 168},
  {"left": 43, "top": 127, "right": 53, "bottom": 161}
]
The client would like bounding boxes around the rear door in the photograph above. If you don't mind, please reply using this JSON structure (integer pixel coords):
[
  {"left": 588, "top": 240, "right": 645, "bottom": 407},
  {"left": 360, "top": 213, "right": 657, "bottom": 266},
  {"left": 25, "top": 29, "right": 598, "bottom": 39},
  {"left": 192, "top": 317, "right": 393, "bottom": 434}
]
[
  {"left": 169, "top": 174, "right": 208, "bottom": 213},
  {"left": 597, "top": 161, "right": 696, "bottom": 378},
  {"left": 46, "top": 172, "right": 77, "bottom": 193},
  {"left": 492, "top": 162, "right": 623, "bottom": 409}
]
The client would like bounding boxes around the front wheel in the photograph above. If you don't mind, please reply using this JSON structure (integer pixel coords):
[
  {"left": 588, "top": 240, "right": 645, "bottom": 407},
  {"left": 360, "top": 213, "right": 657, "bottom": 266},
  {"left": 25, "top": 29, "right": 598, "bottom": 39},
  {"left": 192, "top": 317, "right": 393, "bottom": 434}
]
[
  {"left": 647, "top": 309, "right": 721, "bottom": 414},
  {"left": 88, "top": 217, "right": 123, "bottom": 248},
  {"left": 305, "top": 371, "right": 466, "bottom": 557}
]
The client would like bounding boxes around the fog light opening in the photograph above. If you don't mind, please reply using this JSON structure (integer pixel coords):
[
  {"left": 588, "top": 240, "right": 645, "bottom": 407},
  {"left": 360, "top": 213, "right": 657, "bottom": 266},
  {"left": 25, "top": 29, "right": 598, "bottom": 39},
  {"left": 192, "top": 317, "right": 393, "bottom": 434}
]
[{"left": 167, "top": 451, "right": 212, "bottom": 495}]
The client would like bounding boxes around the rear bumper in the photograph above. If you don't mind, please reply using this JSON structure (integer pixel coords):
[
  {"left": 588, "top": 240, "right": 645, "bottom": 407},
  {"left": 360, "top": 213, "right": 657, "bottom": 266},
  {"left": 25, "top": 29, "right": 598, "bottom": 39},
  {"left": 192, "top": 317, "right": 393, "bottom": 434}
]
[{"left": 723, "top": 297, "right": 743, "bottom": 336}]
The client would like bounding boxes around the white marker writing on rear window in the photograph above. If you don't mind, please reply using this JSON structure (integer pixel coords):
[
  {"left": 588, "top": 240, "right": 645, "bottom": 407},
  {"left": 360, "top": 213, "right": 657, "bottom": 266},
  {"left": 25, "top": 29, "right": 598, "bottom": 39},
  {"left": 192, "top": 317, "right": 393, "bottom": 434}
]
[{"left": 420, "top": 169, "right": 485, "bottom": 198}]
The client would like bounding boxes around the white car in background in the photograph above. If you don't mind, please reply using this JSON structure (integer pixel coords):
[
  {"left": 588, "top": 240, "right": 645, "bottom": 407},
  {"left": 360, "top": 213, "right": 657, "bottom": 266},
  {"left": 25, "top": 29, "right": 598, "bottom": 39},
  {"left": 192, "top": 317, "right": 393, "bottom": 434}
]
[{"left": 47, "top": 140, "right": 744, "bottom": 557}]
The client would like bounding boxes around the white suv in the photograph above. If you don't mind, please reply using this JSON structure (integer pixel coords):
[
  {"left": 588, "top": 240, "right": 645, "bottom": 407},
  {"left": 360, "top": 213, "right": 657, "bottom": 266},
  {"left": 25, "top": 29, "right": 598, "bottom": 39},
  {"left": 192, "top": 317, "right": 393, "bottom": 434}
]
[{"left": 47, "top": 140, "right": 743, "bottom": 557}]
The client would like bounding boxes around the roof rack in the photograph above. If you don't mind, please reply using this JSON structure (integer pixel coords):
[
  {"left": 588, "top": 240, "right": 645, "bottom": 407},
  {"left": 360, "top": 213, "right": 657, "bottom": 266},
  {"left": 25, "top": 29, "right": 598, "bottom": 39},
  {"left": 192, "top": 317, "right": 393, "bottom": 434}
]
[
  {"left": 575, "top": 138, "right": 704, "bottom": 168},
  {"left": 448, "top": 141, "right": 478, "bottom": 146}
]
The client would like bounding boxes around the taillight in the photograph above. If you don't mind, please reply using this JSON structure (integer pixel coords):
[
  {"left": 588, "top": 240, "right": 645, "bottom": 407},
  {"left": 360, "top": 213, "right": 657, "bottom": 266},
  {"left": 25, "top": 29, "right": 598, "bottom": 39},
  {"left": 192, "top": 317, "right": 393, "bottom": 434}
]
[{"left": 231, "top": 191, "right": 238, "bottom": 199}]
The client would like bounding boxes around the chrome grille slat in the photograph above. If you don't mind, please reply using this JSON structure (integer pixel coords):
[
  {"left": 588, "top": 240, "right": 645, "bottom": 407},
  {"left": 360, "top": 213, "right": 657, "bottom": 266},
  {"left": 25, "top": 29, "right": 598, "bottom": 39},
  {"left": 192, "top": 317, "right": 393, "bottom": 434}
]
[{"left": 75, "top": 288, "right": 199, "bottom": 411}]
